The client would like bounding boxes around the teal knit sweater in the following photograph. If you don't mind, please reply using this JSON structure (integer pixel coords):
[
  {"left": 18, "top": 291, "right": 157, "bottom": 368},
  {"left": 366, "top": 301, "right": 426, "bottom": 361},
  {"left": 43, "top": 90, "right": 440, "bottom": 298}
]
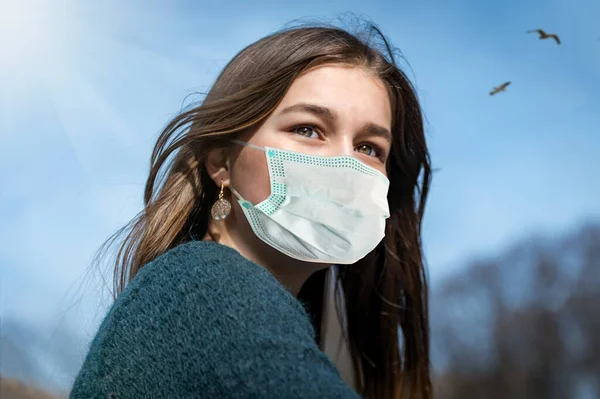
[{"left": 70, "top": 241, "right": 360, "bottom": 398}]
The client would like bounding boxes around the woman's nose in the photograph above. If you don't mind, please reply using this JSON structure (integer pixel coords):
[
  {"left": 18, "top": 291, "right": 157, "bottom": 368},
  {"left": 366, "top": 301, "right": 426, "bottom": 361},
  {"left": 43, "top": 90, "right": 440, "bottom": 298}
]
[{"left": 324, "top": 136, "right": 354, "bottom": 157}]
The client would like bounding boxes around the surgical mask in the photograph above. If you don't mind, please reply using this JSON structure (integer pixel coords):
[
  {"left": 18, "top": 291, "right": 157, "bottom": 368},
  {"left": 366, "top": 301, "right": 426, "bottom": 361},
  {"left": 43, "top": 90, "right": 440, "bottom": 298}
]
[{"left": 229, "top": 139, "right": 390, "bottom": 264}]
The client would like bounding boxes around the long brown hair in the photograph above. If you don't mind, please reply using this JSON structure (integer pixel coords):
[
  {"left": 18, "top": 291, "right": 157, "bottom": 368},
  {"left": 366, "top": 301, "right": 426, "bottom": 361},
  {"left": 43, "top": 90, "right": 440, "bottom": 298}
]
[{"left": 99, "top": 22, "right": 432, "bottom": 399}]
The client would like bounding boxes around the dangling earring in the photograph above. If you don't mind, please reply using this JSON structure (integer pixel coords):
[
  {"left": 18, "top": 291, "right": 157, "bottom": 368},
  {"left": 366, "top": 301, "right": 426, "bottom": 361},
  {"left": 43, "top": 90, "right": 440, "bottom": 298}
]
[{"left": 211, "top": 179, "right": 231, "bottom": 221}]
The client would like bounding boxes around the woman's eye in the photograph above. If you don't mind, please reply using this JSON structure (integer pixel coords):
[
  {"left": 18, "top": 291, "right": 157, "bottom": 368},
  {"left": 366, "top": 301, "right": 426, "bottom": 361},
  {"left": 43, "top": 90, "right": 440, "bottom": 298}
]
[
  {"left": 355, "top": 144, "right": 377, "bottom": 157},
  {"left": 294, "top": 125, "right": 319, "bottom": 138}
]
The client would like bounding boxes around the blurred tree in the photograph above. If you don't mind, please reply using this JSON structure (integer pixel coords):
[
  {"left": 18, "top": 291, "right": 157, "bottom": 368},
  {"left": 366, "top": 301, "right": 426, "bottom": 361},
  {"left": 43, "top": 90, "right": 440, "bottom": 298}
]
[{"left": 431, "top": 222, "right": 600, "bottom": 399}]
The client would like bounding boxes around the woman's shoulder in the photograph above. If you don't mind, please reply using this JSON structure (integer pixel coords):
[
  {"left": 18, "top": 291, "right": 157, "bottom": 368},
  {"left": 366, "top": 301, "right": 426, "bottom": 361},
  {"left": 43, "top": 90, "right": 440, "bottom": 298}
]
[
  {"left": 120, "top": 240, "right": 307, "bottom": 320},
  {"left": 137, "top": 240, "right": 271, "bottom": 284},
  {"left": 136, "top": 240, "right": 293, "bottom": 293},
  {"left": 70, "top": 241, "right": 323, "bottom": 397}
]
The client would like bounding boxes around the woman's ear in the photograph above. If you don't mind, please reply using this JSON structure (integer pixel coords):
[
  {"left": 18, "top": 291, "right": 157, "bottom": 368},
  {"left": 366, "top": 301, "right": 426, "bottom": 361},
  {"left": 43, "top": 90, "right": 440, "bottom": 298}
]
[{"left": 205, "top": 147, "right": 231, "bottom": 187}]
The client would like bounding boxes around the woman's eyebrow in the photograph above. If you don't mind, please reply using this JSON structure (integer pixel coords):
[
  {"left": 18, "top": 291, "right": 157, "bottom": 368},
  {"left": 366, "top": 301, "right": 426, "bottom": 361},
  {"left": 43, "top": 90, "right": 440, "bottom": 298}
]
[
  {"left": 362, "top": 123, "right": 392, "bottom": 144},
  {"left": 279, "top": 102, "right": 337, "bottom": 124}
]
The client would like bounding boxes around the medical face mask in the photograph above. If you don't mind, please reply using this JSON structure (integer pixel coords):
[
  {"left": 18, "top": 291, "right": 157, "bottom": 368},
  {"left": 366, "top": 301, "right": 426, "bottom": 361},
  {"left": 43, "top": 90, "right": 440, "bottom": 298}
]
[{"left": 229, "top": 140, "right": 391, "bottom": 264}]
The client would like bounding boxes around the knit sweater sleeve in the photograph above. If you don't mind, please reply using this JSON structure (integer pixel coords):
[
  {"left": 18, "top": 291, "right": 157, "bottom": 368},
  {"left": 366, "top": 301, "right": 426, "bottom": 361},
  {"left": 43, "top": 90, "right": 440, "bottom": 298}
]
[{"left": 69, "top": 241, "right": 361, "bottom": 399}]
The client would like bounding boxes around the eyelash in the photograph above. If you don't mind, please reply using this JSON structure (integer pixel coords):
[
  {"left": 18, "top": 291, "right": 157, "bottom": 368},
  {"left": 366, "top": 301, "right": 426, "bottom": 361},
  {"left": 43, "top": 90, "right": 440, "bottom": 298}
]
[{"left": 289, "top": 124, "right": 387, "bottom": 161}]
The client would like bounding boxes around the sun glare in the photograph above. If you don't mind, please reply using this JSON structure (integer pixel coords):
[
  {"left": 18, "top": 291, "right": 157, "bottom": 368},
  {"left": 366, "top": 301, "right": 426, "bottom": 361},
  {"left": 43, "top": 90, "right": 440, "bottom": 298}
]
[{"left": 0, "top": 0, "right": 69, "bottom": 73}]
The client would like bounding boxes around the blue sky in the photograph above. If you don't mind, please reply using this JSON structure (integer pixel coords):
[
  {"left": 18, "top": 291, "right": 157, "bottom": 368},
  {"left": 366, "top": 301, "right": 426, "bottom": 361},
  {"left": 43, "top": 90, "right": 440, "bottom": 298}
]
[{"left": 1, "top": 0, "right": 599, "bottom": 388}]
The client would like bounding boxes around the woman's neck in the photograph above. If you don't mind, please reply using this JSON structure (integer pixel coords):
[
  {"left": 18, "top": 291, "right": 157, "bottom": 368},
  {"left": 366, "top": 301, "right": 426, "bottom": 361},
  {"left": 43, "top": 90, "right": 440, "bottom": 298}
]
[{"left": 204, "top": 222, "right": 328, "bottom": 296}]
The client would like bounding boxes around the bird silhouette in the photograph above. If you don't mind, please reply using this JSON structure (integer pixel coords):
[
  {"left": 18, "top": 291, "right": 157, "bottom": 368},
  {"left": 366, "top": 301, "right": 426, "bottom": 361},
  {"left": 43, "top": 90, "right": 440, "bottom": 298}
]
[
  {"left": 528, "top": 29, "right": 561, "bottom": 44},
  {"left": 490, "top": 82, "right": 511, "bottom": 96}
]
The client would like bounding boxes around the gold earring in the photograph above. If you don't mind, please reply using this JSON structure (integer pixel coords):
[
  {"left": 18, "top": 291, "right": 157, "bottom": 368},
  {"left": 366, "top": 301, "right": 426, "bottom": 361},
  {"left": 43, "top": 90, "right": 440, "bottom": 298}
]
[{"left": 211, "top": 179, "right": 231, "bottom": 221}]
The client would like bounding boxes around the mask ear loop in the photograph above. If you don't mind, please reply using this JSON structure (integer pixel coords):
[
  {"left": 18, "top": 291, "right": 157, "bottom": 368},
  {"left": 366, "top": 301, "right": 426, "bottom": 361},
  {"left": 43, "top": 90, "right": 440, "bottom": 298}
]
[
  {"left": 224, "top": 156, "right": 248, "bottom": 204},
  {"left": 229, "top": 186, "right": 245, "bottom": 202},
  {"left": 231, "top": 139, "right": 266, "bottom": 152}
]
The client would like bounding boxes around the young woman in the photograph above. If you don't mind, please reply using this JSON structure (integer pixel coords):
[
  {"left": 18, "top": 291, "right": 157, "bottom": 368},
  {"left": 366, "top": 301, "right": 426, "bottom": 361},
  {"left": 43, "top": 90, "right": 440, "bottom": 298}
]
[{"left": 70, "top": 23, "right": 432, "bottom": 399}]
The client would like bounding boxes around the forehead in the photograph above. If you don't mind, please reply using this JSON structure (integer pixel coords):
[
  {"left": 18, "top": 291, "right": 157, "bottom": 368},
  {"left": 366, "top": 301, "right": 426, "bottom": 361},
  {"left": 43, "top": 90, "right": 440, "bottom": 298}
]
[{"left": 276, "top": 64, "right": 392, "bottom": 128}]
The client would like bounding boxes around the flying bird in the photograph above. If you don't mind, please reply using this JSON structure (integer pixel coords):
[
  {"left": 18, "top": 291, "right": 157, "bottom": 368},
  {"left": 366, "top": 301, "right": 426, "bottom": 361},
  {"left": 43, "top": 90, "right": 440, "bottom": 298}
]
[
  {"left": 527, "top": 29, "right": 561, "bottom": 44},
  {"left": 490, "top": 81, "right": 511, "bottom": 96}
]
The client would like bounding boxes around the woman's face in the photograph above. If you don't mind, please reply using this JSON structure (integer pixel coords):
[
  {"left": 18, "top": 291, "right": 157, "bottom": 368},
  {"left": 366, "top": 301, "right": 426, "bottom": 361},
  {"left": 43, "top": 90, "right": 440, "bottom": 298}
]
[
  {"left": 208, "top": 64, "right": 393, "bottom": 277},
  {"left": 230, "top": 64, "right": 393, "bottom": 206}
]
